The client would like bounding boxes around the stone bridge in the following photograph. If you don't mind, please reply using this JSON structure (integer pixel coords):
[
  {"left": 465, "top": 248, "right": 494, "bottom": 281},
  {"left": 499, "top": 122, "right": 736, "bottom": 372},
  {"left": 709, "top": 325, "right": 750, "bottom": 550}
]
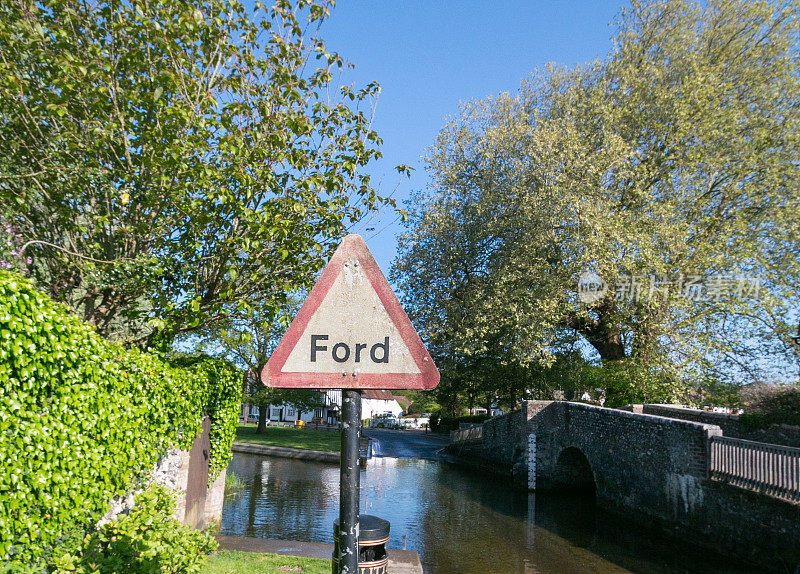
[{"left": 447, "top": 401, "right": 800, "bottom": 571}]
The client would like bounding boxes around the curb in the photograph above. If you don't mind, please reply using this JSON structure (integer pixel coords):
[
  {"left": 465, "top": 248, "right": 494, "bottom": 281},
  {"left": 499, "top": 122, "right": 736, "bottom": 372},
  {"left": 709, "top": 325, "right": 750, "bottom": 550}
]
[{"left": 232, "top": 442, "right": 339, "bottom": 463}]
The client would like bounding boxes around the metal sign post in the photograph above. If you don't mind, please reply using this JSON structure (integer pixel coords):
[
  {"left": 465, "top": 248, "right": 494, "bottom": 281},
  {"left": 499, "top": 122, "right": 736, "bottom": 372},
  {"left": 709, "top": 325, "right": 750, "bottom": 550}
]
[
  {"left": 338, "top": 390, "right": 361, "bottom": 574},
  {"left": 261, "top": 235, "right": 439, "bottom": 574}
]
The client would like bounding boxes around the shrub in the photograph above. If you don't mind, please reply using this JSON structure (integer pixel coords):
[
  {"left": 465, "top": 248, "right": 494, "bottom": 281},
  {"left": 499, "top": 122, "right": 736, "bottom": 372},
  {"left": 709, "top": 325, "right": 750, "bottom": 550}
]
[
  {"left": 0, "top": 271, "right": 239, "bottom": 567},
  {"left": 738, "top": 412, "right": 768, "bottom": 431},
  {"left": 739, "top": 383, "right": 800, "bottom": 429},
  {"left": 53, "top": 485, "right": 217, "bottom": 574}
]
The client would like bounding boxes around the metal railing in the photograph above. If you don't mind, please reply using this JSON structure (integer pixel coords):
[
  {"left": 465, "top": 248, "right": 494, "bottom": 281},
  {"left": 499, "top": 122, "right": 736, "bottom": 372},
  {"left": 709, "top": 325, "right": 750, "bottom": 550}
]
[
  {"left": 710, "top": 435, "right": 800, "bottom": 503},
  {"left": 450, "top": 425, "right": 483, "bottom": 444}
]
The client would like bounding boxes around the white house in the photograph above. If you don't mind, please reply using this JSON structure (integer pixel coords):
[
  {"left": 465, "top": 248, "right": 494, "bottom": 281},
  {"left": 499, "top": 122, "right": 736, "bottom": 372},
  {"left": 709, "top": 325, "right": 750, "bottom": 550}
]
[
  {"left": 242, "top": 389, "right": 339, "bottom": 425},
  {"left": 361, "top": 390, "right": 404, "bottom": 420},
  {"left": 242, "top": 388, "right": 406, "bottom": 426}
]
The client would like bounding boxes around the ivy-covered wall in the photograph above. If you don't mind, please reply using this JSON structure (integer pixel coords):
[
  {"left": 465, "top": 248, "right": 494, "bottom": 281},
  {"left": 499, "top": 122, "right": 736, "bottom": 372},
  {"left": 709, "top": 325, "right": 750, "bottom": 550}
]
[{"left": 0, "top": 271, "right": 240, "bottom": 567}]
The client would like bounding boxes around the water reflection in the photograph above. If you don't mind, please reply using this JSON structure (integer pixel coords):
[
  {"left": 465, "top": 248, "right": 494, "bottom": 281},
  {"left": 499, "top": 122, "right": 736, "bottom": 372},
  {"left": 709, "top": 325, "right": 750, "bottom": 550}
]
[{"left": 221, "top": 453, "right": 758, "bottom": 574}]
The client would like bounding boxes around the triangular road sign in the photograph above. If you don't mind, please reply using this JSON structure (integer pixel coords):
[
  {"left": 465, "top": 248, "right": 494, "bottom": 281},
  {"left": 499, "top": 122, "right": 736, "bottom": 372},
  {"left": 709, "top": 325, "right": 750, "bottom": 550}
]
[{"left": 262, "top": 234, "right": 439, "bottom": 390}]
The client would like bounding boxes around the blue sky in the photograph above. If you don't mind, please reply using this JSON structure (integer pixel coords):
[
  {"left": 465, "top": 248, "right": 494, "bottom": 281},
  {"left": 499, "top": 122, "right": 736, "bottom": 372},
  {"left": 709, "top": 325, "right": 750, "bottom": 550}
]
[{"left": 319, "top": 1, "right": 625, "bottom": 276}]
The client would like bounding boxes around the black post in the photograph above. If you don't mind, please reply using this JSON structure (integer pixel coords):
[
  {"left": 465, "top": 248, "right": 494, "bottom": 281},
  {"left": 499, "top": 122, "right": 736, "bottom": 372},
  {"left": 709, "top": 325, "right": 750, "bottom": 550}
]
[{"left": 338, "top": 389, "right": 361, "bottom": 574}]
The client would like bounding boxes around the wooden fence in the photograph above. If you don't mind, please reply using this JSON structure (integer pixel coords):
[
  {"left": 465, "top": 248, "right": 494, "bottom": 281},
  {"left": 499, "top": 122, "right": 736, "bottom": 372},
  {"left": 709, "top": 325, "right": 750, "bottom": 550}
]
[{"left": 710, "top": 435, "right": 800, "bottom": 503}]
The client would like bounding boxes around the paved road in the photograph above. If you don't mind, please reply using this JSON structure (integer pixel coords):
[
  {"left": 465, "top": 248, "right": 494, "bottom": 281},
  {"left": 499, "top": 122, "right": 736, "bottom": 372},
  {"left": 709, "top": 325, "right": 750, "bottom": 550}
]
[{"left": 363, "top": 428, "right": 450, "bottom": 460}]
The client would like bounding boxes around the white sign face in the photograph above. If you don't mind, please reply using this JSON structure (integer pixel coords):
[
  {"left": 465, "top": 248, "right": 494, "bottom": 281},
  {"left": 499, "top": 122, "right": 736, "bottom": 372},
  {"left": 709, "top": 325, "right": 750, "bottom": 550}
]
[
  {"left": 281, "top": 256, "right": 421, "bottom": 375},
  {"left": 263, "top": 234, "right": 439, "bottom": 390}
]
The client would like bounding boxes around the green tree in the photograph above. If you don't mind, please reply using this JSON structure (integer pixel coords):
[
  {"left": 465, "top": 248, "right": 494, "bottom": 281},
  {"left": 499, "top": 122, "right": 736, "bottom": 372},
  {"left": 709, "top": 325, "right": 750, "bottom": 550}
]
[
  {"left": 181, "top": 296, "right": 324, "bottom": 433},
  {"left": 393, "top": 0, "right": 800, "bottom": 405},
  {"left": 396, "top": 390, "right": 440, "bottom": 415},
  {"left": 0, "top": 0, "right": 400, "bottom": 345}
]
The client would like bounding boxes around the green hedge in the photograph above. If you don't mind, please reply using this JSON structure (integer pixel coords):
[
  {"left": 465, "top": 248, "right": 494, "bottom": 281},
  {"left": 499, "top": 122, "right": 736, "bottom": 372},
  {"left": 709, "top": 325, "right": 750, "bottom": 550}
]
[{"left": 0, "top": 271, "right": 240, "bottom": 567}]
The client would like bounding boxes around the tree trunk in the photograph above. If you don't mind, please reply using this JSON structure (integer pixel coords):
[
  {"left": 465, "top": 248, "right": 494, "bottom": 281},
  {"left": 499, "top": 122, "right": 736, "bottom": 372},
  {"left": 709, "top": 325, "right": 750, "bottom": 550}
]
[
  {"left": 257, "top": 404, "right": 268, "bottom": 433},
  {"left": 581, "top": 322, "right": 625, "bottom": 361},
  {"left": 567, "top": 303, "right": 627, "bottom": 405},
  {"left": 589, "top": 324, "right": 626, "bottom": 407},
  {"left": 566, "top": 299, "right": 626, "bottom": 361}
]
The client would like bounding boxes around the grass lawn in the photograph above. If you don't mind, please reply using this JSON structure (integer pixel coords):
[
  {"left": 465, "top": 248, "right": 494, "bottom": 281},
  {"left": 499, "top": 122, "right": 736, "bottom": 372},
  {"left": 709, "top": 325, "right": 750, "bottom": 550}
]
[
  {"left": 235, "top": 423, "right": 341, "bottom": 452},
  {"left": 203, "top": 550, "right": 330, "bottom": 574}
]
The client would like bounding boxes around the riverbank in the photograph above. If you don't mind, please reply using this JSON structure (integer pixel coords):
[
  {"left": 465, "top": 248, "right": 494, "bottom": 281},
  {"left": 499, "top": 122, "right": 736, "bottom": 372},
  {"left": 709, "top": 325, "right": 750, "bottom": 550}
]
[
  {"left": 231, "top": 442, "right": 340, "bottom": 463},
  {"left": 216, "top": 536, "right": 423, "bottom": 574},
  {"left": 236, "top": 424, "right": 340, "bottom": 451}
]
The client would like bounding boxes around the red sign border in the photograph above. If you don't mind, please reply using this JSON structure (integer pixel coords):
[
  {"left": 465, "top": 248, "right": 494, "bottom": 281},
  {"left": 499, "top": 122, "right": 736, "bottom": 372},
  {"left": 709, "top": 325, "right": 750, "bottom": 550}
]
[{"left": 262, "top": 234, "right": 439, "bottom": 390}]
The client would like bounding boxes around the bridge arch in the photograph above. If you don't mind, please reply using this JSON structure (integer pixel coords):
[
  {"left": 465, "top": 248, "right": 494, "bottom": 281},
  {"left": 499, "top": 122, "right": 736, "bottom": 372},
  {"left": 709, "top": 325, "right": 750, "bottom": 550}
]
[{"left": 553, "top": 446, "right": 596, "bottom": 494}]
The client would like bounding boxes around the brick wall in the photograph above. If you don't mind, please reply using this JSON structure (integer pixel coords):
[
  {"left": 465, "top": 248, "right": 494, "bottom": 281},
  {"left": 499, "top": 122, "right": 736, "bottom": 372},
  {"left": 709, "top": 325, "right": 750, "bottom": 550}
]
[
  {"left": 700, "top": 480, "right": 800, "bottom": 568},
  {"left": 100, "top": 421, "right": 224, "bottom": 531}
]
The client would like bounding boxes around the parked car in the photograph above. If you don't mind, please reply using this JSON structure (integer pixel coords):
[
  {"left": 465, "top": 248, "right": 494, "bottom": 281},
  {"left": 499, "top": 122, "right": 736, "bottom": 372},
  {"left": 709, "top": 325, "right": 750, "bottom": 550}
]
[{"left": 370, "top": 415, "right": 400, "bottom": 429}]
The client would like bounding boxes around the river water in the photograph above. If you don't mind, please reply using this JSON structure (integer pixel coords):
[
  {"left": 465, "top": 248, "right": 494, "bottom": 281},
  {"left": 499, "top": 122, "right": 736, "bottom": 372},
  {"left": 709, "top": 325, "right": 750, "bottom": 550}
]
[{"left": 221, "top": 438, "right": 759, "bottom": 573}]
